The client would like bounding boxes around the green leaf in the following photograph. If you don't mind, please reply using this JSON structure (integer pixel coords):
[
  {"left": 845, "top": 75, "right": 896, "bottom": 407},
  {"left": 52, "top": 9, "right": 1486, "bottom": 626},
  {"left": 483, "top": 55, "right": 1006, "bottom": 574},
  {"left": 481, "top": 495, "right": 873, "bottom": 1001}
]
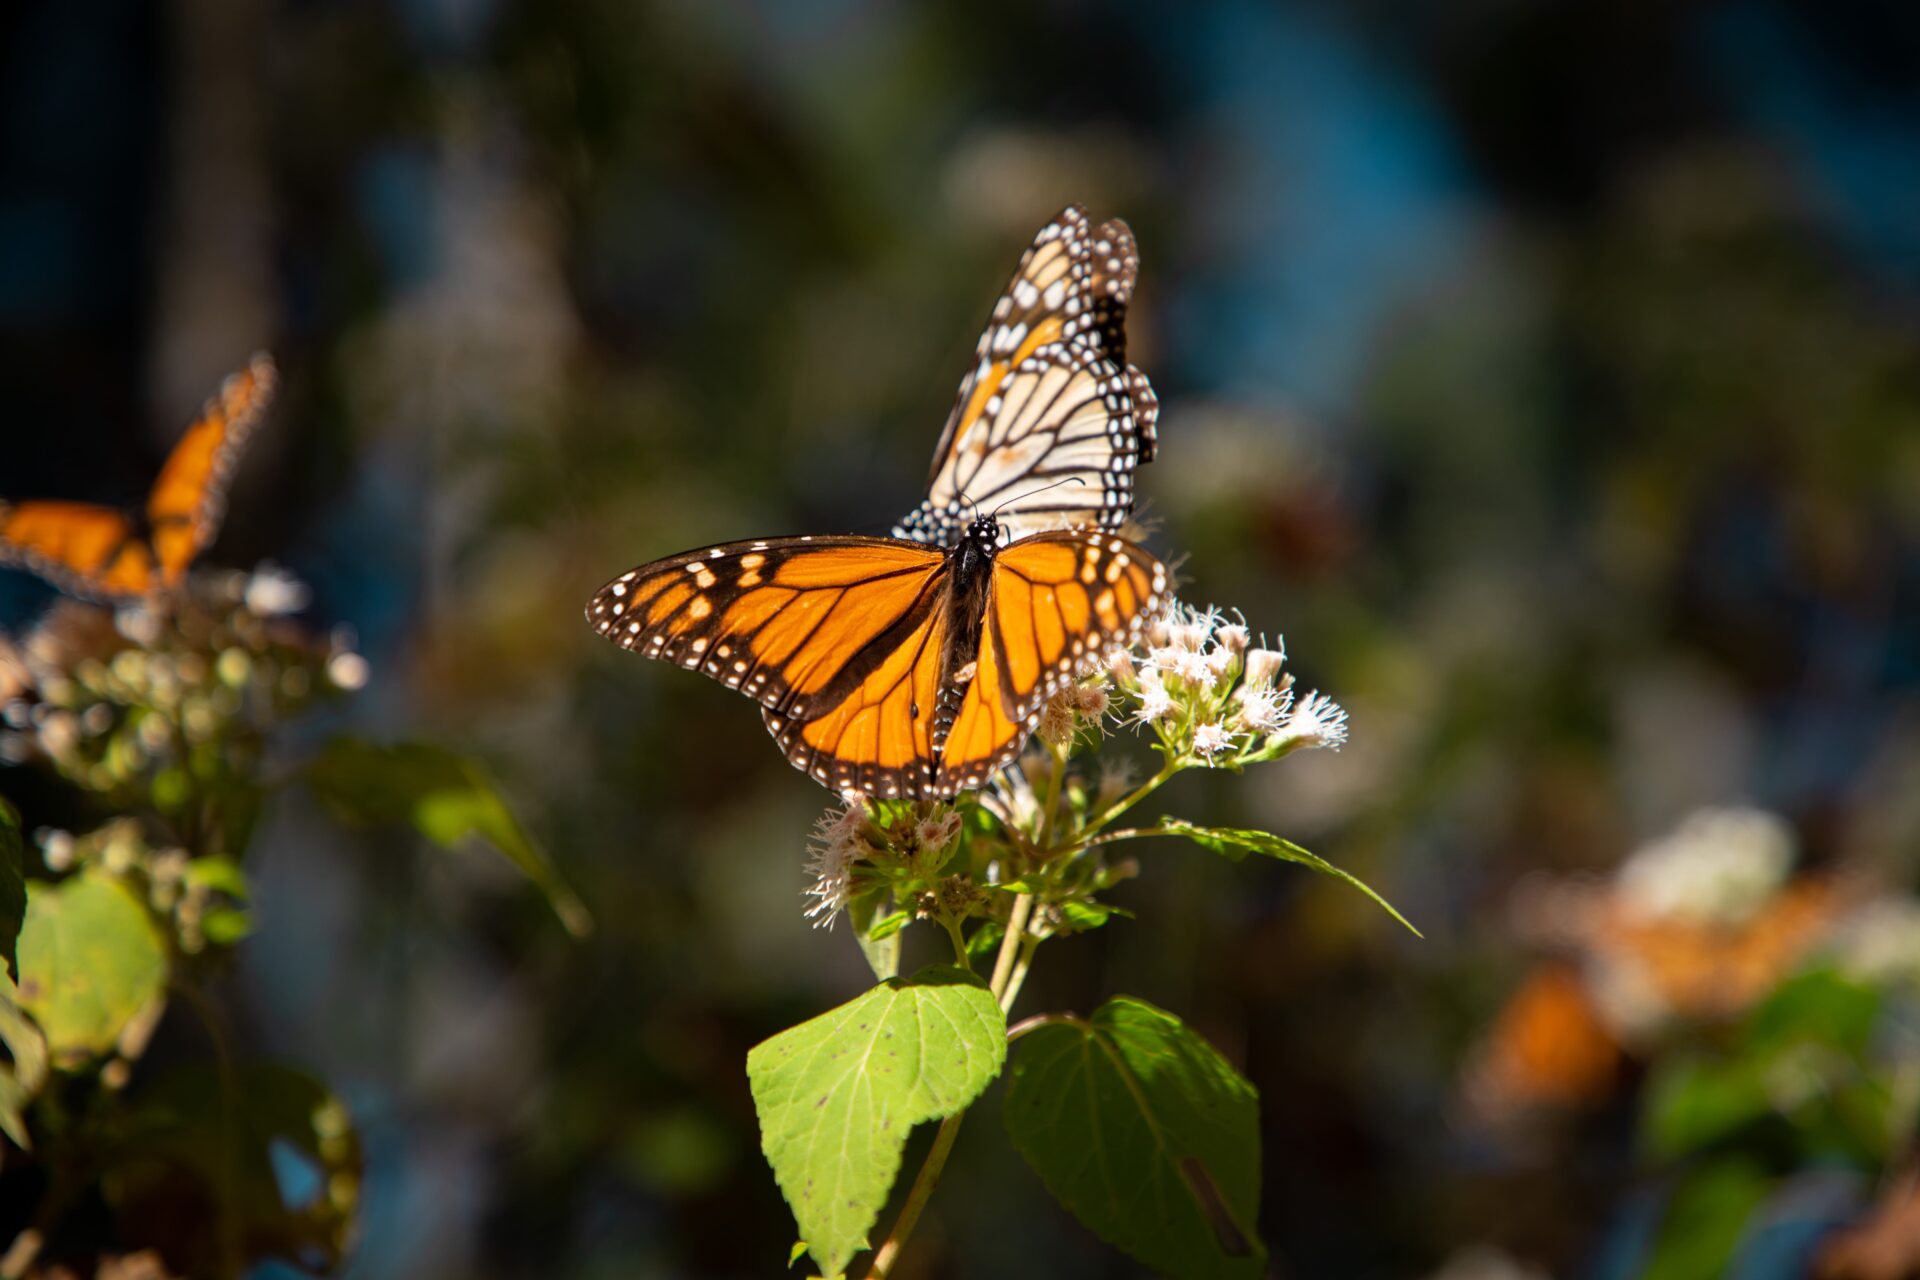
[
  {"left": 967, "top": 921, "right": 1005, "bottom": 962},
  {"left": 847, "top": 889, "right": 900, "bottom": 983},
  {"left": 747, "top": 966, "right": 1007, "bottom": 1277},
  {"left": 201, "top": 906, "right": 255, "bottom": 946},
  {"left": 1057, "top": 901, "right": 1129, "bottom": 933},
  {"left": 308, "top": 737, "right": 591, "bottom": 937},
  {"left": 1640, "top": 1160, "right": 1771, "bottom": 1280},
  {"left": 0, "top": 799, "right": 24, "bottom": 981},
  {"left": 1744, "top": 968, "right": 1880, "bottom": 1058},
  {"left": 867, "top": 910, "right": 912, "bottom": 942},
  {"left": 1642, "top": 1055, "right": 1773, "bottom": 1160},
  {"left": 0, "top": 975, "right": 49, "bottom": 1148},
  {"left": 1004, "top": 996, "right": 1266, "bottom": 1279},
  {"left": 183, "top": 854, "right": 251, "bottom": 901},
  {"left": 103, "top": 1062, "right": 361, "bottom": 1276},
  {"left": 787, "top": 1241, "right": 809, "bottom": 1268},
  {"left": 1150, "top": 819, "right": 1420, "bottom": 936},
  {"left": 15, "top": 870, "right": 168, "bottom": 1063}
]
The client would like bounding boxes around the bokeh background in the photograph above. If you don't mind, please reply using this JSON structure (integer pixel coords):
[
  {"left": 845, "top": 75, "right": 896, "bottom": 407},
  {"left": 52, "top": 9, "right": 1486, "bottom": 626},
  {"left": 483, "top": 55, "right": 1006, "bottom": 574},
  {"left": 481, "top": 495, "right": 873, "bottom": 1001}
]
[{"left": 4, "top": 1, "right": 1920, "bottom": 1276}]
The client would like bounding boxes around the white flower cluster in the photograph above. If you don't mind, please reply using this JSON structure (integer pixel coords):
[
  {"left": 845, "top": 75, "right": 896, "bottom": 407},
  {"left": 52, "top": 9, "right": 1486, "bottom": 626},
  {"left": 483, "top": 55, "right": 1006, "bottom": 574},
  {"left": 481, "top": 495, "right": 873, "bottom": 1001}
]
[
  {"left": 1615, "top": 805, "right": 1795, "bottom": 927},
  {"left": 1107, "top": 603, "right": 1347, "bottom": 765}
]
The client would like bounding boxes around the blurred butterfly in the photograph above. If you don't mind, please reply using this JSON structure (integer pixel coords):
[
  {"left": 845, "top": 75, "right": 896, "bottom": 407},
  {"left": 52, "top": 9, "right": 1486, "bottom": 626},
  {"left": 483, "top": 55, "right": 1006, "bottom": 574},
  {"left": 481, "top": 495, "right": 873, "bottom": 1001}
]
[
  {"left": 588, "top": 208, "right": 1166, "bottom": 798},
  {"left": 0, "top": 354, "right": 277, "bottom": 602}
]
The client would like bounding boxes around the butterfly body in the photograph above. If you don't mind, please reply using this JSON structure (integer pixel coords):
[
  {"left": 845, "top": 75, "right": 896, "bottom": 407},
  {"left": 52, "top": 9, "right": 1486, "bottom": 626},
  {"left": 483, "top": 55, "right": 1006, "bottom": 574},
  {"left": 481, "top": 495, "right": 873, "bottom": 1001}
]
[{"left": 0, "top": 355, "right": 277, "bottom": 601}]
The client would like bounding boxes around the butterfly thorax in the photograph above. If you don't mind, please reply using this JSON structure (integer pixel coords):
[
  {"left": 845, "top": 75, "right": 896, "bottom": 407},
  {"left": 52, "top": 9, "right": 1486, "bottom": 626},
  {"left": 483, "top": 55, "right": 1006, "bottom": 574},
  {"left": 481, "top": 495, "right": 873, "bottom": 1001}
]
[{"left": 929, "top": 516, "right": 1001, "bottom": 753}]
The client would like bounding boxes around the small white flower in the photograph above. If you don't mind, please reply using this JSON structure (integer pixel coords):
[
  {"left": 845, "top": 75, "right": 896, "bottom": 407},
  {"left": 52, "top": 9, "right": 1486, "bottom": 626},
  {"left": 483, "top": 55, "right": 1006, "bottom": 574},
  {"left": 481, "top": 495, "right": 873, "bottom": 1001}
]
[
  {"left": 1192, "top": 720, "right": 1237, "bottom": 760},
  {"left": 802, "top": 803, "right": 869, "bottom": 928},
  {"left": 914, "top": 810, "right": 962, "bottom": 856},
  {"left": 1279, "top": 691, "right": 1347, "bottom": 750},
  {"left": 1234, "top": 682, "right": 1293, "bottom": 734},
  {"left": 1106, "top": 650, "right": 1138, "bottom": 685},
  {"left": 1160, "top": 645, "right": 1215, "bottom": 688},
  {"left": 1216, "top": 623, "right": 1250, "bottom": 654},
  {"left": 244, "top": 563, "right": 311, "bottom": 617},
  {"left": 1244, "top": 645, "right": 1287, "bottom": 687},
  {"left": 1131, "top": 670, "right": 1176, "bottom": 725}
]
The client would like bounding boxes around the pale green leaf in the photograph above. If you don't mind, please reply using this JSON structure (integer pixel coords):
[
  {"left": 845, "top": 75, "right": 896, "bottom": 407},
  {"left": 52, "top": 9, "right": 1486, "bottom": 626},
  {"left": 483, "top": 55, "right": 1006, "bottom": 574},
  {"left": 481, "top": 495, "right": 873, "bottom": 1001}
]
[
  {"left": 308, "top": 737, "right": 592, "bottom": 937},
  {"left": 1005, "top": 996, "right": 1266, "bottom": 1279},
  {"left": 1152, "top": 819, "right": 1420, "bottom": 935},
  {"left": 747, "top": 966, "right": 1006, "bottom": 1277},
  {"left": 0, "top": 799, "right": 24, "bottom": 982},
  {"left": 0, "top": 975, "right": 48, "bottom": 1148},
  {"left": 15, "top": 871, "right": 168, "bottom": 1063}
]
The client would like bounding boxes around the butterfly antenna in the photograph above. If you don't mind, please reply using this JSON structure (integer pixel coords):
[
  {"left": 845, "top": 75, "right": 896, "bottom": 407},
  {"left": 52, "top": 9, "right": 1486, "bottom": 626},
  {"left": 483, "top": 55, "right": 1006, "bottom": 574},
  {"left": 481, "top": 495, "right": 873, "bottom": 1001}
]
[{"left": 991, "top": 477, "right": 1084, "bottom": 519}]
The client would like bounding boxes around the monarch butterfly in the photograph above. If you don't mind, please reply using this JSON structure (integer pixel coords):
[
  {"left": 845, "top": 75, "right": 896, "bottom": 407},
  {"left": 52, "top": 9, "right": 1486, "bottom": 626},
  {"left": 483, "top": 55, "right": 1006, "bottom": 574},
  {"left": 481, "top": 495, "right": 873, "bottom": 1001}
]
[
  {"left": 589, "top": 208, "right": 1167, "bottom": 798},
  {"left": 893, "top": 205, "right": 1159, "bottom": 547},
  {"left": 0, "top": 354, "right": 277, "bottom": 602}
]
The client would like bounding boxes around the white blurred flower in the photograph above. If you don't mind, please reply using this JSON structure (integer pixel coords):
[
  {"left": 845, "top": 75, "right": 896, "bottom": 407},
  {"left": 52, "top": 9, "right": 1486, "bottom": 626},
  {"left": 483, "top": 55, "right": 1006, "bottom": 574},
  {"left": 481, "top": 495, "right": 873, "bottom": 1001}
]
[
  {"left": 244, "top": 563, "right": 311, "bottom": 617},
  {"left": 1616, "top": 806, "right": 1793, "bottom": 927},
  {"left": 1279, "top": 691, "right": 1348, "bottom": 751},
  {"left": 1831, "top": 898, "right": 1920, "bottom": 987}
]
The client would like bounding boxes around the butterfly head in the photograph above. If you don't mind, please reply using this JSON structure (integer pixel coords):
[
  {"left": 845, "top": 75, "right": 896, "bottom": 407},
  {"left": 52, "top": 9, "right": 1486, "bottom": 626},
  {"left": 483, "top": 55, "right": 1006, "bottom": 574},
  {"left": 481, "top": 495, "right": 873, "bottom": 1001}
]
[{"left": 965, "top": 514, "right": 1002, "bottom": 551}]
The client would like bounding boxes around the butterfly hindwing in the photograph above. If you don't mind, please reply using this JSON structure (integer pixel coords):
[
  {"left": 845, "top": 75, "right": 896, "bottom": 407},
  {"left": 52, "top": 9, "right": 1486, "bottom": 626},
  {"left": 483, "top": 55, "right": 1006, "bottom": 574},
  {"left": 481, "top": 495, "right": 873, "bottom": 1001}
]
[
  {"left": 0, "top": 502, "right": 144, "bottom": 601},
  {"left": 896, "top": 207, "right": 1158, "bottom": 547}
]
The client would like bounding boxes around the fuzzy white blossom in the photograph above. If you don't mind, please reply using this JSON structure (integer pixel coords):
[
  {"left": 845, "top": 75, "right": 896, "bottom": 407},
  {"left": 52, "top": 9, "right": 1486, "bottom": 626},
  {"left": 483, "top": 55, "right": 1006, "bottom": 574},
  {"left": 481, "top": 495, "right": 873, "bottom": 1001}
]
[
  {"left": 1131, "top": 670, "right": 1176, "bottom": 725},
  {"left": 1615, "top": 806, "right": 1794, "bottom": 927},
  {"left": 1280, "top": 690, "right": 1348, "bottom": 750},
  {"left": 1191, "top": 721, "right": 1237, "bottom": 760},
  {"left": 802, "top": 802, "right": 870, "bottom": 928},
  {"left": 1234, "top": 681, "right": 1294, "bottom": 734}
]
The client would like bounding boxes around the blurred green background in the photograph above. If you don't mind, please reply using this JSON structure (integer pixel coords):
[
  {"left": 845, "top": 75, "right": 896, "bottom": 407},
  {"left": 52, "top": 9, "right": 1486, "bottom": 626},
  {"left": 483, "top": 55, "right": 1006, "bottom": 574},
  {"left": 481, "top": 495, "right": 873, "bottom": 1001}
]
[{"left": 3, "top": 1, "right": 1920, "bottom": 1277}]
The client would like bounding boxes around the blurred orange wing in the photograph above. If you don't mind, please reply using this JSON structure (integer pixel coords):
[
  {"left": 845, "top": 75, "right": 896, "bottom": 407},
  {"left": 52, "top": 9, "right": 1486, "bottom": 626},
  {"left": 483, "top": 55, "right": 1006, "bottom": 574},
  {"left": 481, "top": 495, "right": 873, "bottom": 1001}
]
[
  {"left": 0, "top": 501, "right": 146, "bottom": 600},
  {"left": 934, "top": 530, "right": 1167, "bottom": 794},
  {"left": 147, "top": 353, "right": 278, "bottom": 583}
]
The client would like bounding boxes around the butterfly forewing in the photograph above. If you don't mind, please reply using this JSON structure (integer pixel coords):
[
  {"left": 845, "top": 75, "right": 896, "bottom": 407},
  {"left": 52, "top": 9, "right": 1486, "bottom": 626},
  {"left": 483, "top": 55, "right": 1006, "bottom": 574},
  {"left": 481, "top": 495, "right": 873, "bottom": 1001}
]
[
  {"left": 586, "top": 536, "right": 950, "bottom": 722},
  {"left": 896, "top": 206, "right": 1158, "bottom": 547},
  {"left": 148, "top": 353, "right": 278, "bottom": 581}
]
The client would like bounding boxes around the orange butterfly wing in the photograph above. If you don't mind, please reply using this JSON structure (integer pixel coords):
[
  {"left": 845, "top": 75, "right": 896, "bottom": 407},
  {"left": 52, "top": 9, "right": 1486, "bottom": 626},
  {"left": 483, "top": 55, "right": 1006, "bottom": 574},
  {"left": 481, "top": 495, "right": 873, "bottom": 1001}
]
[
  {"left": 147, "top": 353, "right": 278, "bottom": 584},
  {"left": 0, "top": 501, "right": 145, "bottom": 600}
]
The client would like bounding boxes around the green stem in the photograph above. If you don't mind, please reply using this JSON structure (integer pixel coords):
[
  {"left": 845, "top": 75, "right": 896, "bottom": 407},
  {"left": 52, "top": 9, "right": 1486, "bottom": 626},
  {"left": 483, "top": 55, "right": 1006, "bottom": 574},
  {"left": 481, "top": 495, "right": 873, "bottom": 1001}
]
[
  {"left": 999, "top": 930, "right": 1041, "bottom": 1015},
  {"left": 1071, "top": 759, "right": 1181, "bottom": 852},
  {"left": 989, "top": 893, "right": 1033, "bottom": 997},
  {"left": 869, "top": 889, "right": 1033, "bottom": 1277},
  {"left": 864, "top": 1110, "right": 965, "bottom": 1279},
  {"left": 1036, "top": 740, "right": 1067, "bottom": 851},
  {"left": 940, "top": 915, "right": 971, "bottom": 969}
]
